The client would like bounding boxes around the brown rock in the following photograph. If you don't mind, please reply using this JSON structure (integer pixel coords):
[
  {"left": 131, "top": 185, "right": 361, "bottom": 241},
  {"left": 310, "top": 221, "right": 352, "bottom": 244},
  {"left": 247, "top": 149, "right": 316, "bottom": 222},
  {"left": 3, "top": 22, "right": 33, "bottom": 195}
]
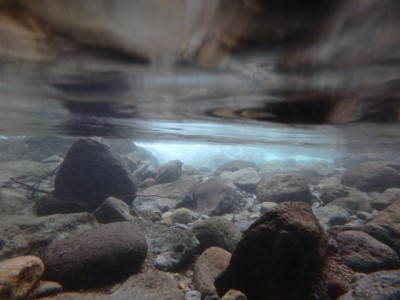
[
  {"left": 0, "top": 256, "right": 44, "bottom": 299},
  {"left": 215, "top": 202, "right": 328, "bottom": 300},
  {"left": 222, "top": 289, "right": 248, "bottom": 300},
  {"left": 193, "top": 247, "right": 231, "bottom": 297}
]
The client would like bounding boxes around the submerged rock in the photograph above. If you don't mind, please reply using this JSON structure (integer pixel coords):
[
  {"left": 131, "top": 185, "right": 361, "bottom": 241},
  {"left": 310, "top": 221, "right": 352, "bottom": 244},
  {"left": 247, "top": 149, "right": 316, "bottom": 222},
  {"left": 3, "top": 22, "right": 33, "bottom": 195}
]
[
  {"left": 220, "top": 167, "right": 261, "bottom": 193},
  {"left": 42, "top": 222, "right": 147, "bottom": 289},
  {"left": 54, "top": 139, "right": 137, "bottom": 210},
  {"left": 0, "top": 255, "right": 44, "bottom": 300},
  {"left": 336, "top": 230, "right": 400, "bottom": 273},
  {"left": 191, "top": 216, "right": 242, "bottom": 253},
  {"left": 93, "top": 196, "right": 134, "bottom": 223},
  {"left": 110, "top": 270, "right": 185, "bottom": 300},
  {"left": 215, "top": 202, "right": 328, "bottom": 300},
  {"left": 341, "top": 161, "right": 400, "bottom": 192},
  {"left": 369, "top": 187, "right": 400, "bottom": 210},
  {"left": 214, "top": 160, "right": 259, "bottom": 174},
  {"left": 338, "top": 270, "right": 400, "bottom": 300},
  {"left": 327, "top": 187, "right": 373, "bottom": 215},
  {"left": 156, "top": 160, "right": 183, "bottom": 184},
  {"left": 195, "top": 177, "right": 243, "bottom": 216},
  {"left": 255, "top": 173, "right": 313, "bottom": 204},
  {"left": 193, "top": 247, "right": 231, "bottom": 298}
]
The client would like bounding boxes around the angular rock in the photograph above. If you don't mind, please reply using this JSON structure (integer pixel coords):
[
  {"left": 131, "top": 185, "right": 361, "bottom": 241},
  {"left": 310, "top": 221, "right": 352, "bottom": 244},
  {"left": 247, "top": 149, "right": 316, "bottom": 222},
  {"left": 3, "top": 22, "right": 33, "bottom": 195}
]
[
  {"left": 0, "top": 256, "right": 44, "bottom": 300},
  {"left": 145, "top": 225, "right": 199, "bottom": 271},
  {"left": 195, "top": 177, "right": 243, "bottom": 216},
  {"left": 338, "top": 270, "right": 400, "bottom": 300},
  {"left": 93, "top": 197, "right": 134, "bottom": 223},
  {"left": 327, "top": 187, "right": 373, "bottom": 215},
  {"left": 156, "top": 160, "right": 183, "bottom": 184},
  {"left": 191, "top": 217, "right": 242, "bottom": 253},
  {"left": 54, "top": 139, "right": 137, "bottom": 210},
  {"left": 369, "top": 188, "right": 400, "bottom": 210},
  {"left": 135, "top": 177, "right": 197, "bottom": 212},
  {"left": 110, "top": 270, "right": 185, "bottom": 300},
  {"left": 193, "top": 247, "right": 231, "bottom": 298},
  {"left": 362, "top": 199, "right": 400, "bottom": 256},
  {"left": 42, "top": 222, "right": 147, "bottom": 289},
  {"left": 255, "top": 173, "right": 313, "bottom": 204},
  {"left": 220, "top": 168, "right": 261, "bottom": 193},
  {"left": 341, "top": 161, "right": 400, "bottom": 192},
  {"left": 215, "top": 202, "right": 328, "bottom": 300},
  {"left": 336, "top": 230, "right": 400, "bottom": 273},
  {"left": 0, "top": 213, "right": 97, "bottom": 260},
  {"left": 215, "top": 160, "right": 259, "bottom": 174},
  {"left": 313, "top": 205, "right": 351, "bottom": 229}
]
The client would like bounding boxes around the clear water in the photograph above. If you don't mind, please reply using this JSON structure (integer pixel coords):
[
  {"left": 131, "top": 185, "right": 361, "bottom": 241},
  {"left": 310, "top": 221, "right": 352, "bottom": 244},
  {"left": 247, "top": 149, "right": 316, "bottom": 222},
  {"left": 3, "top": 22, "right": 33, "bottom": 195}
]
[{"left": 1, "top": 1, "right": 400, "bottom": 298}]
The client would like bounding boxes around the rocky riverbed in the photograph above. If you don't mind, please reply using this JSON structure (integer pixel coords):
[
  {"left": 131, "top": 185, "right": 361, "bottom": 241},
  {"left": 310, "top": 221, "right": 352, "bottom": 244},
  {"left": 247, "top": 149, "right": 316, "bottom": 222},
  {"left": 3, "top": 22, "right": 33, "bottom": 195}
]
[{"left": 0, "top": 136, "right": 400, "bottom": 300}]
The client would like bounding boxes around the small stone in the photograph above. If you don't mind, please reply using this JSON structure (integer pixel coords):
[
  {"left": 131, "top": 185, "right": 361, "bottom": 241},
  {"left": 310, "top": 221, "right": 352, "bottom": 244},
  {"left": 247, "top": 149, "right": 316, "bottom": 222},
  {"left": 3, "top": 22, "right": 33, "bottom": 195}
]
[
  {"left": 0, "top": 256, "right": 44, "bottom": 299},
  {"left": 28, "top": 280, "right": 62, "bottom": 299},
  {"left": 259, "top": 202, "right": 277, "bottom": 214},
  {"left": 93, "top": 197, "right": 134, "bottom": 223},
  {"left": 222, "top": 289, "right": 248, "bottom": 300},
  {"left": 185, "top": 290, "right": 202, "bottom": 300},
  {"left": 171, "top": 208, "right": 193, "bottom": 224}
]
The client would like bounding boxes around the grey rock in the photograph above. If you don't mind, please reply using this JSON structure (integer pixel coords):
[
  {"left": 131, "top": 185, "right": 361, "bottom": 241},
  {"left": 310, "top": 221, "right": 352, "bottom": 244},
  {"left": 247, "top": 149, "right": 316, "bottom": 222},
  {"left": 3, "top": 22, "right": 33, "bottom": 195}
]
[
  {"left": 0, "top": 188, "right": 33, "bottom": 215},
  {"left": 28, "top": 280, "right": 63, "bottom": 299},
  {"left": 195, "top": 177, "right": 243, "bottom": 216},
  {"left": 42, "top": 222, "right": 147, "bottom": 289},
  {"left": 185, "top": 290, "right": 202, "bottom": 300},
  {"left": 327, "top": 187, "right": 373, "bottom": 215},
  {"left": 362, "top": 199, "right": 400, "bottom": 256},
  {"left": 336, "top": 230, "right": 400, "bottom": 273},
  {"left": 54, "top": 139, "right": 137, "bottom": 210},
  {"left": 135, "top": 176, "right": 198, "bottom": 212},
  {"left": 111, "top": 270, "right": 185, "bottom": 300},
  {"left": 258, "top": 201, "right": 277, "bottom": 214},
  {"left": 338, "top": 270, "right": 400, "bottom": 300},
  {"left": 369, "top": 188, "right": 400, "bottom": 210},
  {"left": 319, "top": 185, "right": 350, "bottom": 204},
  {"left": 313, "top": 205, "right": 351, "bottom": 229},
  {"left": 193, "top": 247, "right": 231, "bottom": 298},
  {"left": 255, "top": 173, "right": 313, "bottom": 204},
  {"left": 0, "top": 213, "right": 97, "bottom": 260},
  {"left": 215, "top": 202, "right": 328, "bottom": 300},
  {"left": 156, "top": 160, "right": 183, "bottom": 184},
  {"left": 341, "top": 161, "right": 400, "bottom": 192},
  {"left": 215, "top": 160, "right": 259, "bottom": 174},
  {"left": 93, "top": 197, "right": 134, "bottom": 223},
  {"left": 145, "top": 225, "right": 199, "bottom": 271},
  {"left": 36, "top": 194, "right": 92, "bottom": 216},
  {"left": 191, "top": 216, "right": 242, "bottom": 253},
  {"left": 220, "top": 168, "right": 261, "bottom": 193}
]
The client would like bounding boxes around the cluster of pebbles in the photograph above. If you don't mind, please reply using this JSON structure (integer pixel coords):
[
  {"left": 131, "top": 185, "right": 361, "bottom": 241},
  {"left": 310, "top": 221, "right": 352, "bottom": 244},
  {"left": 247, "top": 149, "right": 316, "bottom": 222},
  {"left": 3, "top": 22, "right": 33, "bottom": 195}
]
[{"left": 0, "top": 137, "right": 400, "bottom": 299}]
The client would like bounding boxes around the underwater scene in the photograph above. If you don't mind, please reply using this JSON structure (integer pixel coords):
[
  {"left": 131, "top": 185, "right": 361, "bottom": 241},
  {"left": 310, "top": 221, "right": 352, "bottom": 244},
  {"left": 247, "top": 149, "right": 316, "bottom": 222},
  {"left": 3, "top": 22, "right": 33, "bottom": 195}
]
[{"left": 1, "top": 1, "right": 400, "bottom": 300}]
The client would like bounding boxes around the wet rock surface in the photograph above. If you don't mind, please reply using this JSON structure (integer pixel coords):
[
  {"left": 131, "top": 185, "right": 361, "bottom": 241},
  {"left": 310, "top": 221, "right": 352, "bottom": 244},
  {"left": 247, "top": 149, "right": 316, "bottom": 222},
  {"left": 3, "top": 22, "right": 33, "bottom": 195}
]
[
  {"left": 156, "top": 160, "right": 183, "bottom": 184},
  {"left": 42, "top": 222, "right": 147, "bottom": 289},
  {"left": 220, "top": 168, "right": 261, "bottom": 193},
  {"left": 215, "top": 202, "right": 328, "bottom": 300},
  {"left": 54, "top": 139, "right": 137, "bottom": 210},
  {"left": 93, "top": 196, "right": 134, "bottom": 223}
]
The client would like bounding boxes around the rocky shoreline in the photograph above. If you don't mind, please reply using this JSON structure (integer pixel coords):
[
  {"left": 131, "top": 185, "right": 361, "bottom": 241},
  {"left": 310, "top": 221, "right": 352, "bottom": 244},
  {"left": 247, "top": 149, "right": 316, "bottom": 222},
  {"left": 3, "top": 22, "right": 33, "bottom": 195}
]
[{"left": 1, "top": 136, "right": 400, "bottom": 299}]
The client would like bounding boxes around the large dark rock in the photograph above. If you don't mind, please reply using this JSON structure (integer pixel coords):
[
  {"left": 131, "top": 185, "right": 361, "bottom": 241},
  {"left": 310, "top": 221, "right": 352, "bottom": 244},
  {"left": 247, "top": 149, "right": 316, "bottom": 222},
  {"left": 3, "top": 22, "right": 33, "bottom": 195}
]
[
  {"left": 155, "top": 160, "right": 183, "bottom": 184},
  {"left": 42, "top": 222, "right": 147, "bottom": 289},
  {"left": 362, "top": 199, "right": 400, "bottom": 256},
  {"left": 336, "top": 230, "right": 400, "bottom": 273},
  {"left": 54, "top": 139, "right": 137, "bottom": 210},
  {"left": 341, "top": 161, "right": 400, "bottom": 192},
  {"left": 215, "top": 202, "right": 328, "bottom": 300},
  {"left": 191, "top": 217, "right": 242, "bottom": 253},
  {"left": 255, "top": 173, "right": 313, "bottom": 204},
  {"left": 338, "top": 270, "right": 400, "bottom": 300},
  {"left": 195, "top": 177, "right": 243, "bottom": 216}
]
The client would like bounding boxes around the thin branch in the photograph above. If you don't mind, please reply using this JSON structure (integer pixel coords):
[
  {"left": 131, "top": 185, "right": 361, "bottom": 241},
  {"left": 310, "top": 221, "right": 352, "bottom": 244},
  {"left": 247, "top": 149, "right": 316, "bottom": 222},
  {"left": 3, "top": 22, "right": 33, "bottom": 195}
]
[{"left": 10, "top": 177, "right": 52, "bottom": 194}]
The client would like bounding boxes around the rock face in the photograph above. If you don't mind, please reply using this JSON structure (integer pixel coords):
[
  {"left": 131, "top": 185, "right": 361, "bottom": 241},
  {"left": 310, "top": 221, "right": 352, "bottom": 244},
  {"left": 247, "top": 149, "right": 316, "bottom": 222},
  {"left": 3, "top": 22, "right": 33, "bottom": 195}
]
[
  {"left": 362, "top": 199, "right": 400, "bottom": 256},
  {"left": 215, "top": 160, "right": 259, "bottom": 174},
  {"left": 336, "top": 230, "right": 400, "bottom": 273},
  {"left": 93, "top": 197, "right": 134, "bottom": 223},
  {"left": 341, "top": 161, "right": 400, "bottom": 192},
  {"left": 110, "top": 270, "right": 185, "bottom": 300},
  {"left": 193, "top": 247, "right": 231, "bottom": 298},
  {"left": 255, "top": 174, "right": 313, "bottom": 204},
  {"left": 54, "top": 139, "right": 137, "bottom": 210},
  {"left": 42, "top": 222, "right": 147, "bottom": 289},
  {"left": 338, "top": 270, "right": 400, "bottom": 300},
  {"left": 191, "top": 217, "right": 242, "bottom": 253},
  {"left": 0, "top": 256, "right": 44, "bottom": 299},
  {"left": 156, "top": 160, "right": 183, "bottom": 184},
  {"left": 195, "top": 177, "right": 242, "bottom": 215},
  {"left": 215, "top": 202, "right": 328, "bottom": 300}
]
